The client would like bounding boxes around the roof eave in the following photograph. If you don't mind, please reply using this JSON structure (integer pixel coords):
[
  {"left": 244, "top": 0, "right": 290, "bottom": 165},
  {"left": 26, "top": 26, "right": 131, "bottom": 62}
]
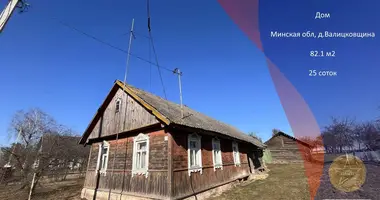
[{"left": 169, "top": 123, "right": 265, "bottom": 147}]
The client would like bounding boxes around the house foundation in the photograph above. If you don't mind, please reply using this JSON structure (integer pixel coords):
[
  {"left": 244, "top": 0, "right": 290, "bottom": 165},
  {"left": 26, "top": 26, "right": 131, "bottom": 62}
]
[{"left": 81, "top": 175, "right": 252, "bottom": 200}]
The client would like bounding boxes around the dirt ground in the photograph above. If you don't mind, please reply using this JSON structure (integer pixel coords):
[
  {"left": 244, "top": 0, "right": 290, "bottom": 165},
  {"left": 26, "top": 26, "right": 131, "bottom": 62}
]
[
  {"left": 315, "top": 162, "right": 380, "bottom": 200},
  {"left": 0, "top": 178, "right": 84, "bottom": 200}
]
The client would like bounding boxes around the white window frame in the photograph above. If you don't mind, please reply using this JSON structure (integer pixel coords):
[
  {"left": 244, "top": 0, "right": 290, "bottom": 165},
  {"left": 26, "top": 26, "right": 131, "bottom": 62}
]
[
  {"left": 115, "top": 98, "right": 122, "bottom": 113},
  {"left": 188, "top": 133, "right": 202, "bottom": 176},
  {"left": 232, "top": 142, "right": 241, "bottom": 166},
  {"left": 212, "top": 137, "right": 223, "bottom": 171},
  {"left": 132, "top": 133, "right": 150, "bottom": 178},
  {"left": 96, "top": 141, "right": 110, "bottom": 175}
]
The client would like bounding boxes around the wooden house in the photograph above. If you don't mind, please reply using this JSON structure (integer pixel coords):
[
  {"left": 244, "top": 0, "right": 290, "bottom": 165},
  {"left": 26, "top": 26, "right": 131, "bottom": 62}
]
[
  {"left": 264, "top": 131, "right": 311, "bottom": 164},
  {"left": 79, "top": 80, "right": 265, "bottom": 200}
]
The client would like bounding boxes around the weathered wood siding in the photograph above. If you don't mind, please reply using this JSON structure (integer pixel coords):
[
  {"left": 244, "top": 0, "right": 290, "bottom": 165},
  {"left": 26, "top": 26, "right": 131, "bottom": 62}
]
[
  {"left": 265, "top": 134, "right": 308, "bottom": 163},
  {"left": 88, "top": 88, "right": 159, "bottom": 140},
  {"left": 84, "top": 129, "right": 169, "bottom": 198},
  {"left": 170, "top": 131, "right": 250, "bottom": 199},
  {"left": 88, "top": 120, "right": 100, "bottom": 140}
]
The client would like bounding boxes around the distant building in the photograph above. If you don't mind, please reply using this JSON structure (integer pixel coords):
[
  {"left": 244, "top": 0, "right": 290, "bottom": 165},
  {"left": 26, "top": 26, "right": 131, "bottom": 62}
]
[
  {"left": 311, "top": 146, "right": 326, "bottom": 154},
  {"left": 264, "top": 131, "right": 311, "bottom": 164}
]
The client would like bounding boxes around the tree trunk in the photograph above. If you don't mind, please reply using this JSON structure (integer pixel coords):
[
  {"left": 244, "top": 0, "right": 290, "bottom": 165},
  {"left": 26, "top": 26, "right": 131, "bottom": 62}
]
[
  {"left": 28, "top": 173, "right": 36, "bottom": 200},
  {"left": 28, "top": 172, "right": 42, "bottom": 200},
  {"left": 63, "top": 167, "right": 69, "bottom": 181}
]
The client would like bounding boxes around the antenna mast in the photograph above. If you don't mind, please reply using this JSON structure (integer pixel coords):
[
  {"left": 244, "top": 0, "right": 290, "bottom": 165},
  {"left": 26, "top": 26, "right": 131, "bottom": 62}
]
[
  {"left": 107, "top": 18, "right": 135, "bottom": 200},
  {"left": 123, "top": 18, "right": 135, "bottom": 86},
  {"left": 173, "top": 68, "right": 183, "bottom": 118},
  {"left": 0, "top": 0, "right": 30, "bottom": 33}
]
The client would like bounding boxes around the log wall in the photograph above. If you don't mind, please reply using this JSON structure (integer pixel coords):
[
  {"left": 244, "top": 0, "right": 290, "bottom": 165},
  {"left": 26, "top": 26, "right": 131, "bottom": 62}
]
[
  {"left": 170, "top": 130, "right": 250, "bottom": 199},
  {"left": 265, "top": 134, "right": 309, "bottom": 163},
  {"left": 84, "top": 129, "right": 169, "bottom": 198}
]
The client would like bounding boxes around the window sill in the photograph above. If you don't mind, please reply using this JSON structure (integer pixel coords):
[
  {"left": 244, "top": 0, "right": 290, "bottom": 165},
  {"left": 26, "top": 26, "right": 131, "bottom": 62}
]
[
  {"left": 132, "top": 169, "right": 149, "bottom": 178},
  {"left": 98, "top": 170, "right": 107, "bottom": 176},
  {"left": 188, "top": 166, "right": 203, "bottom": 176},
  {"left": 214, "top": 164, "right": 223, "bottom": 171}
]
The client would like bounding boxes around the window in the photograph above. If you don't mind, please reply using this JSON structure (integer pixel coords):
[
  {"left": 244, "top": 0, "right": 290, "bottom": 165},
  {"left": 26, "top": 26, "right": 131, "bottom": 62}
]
[
  {"left": 132, "top": 133, "right": 149, "bottom": 177},
  {"left": 212, "top": 138, "right": 223, "bottom": 170},
  {"left": 232, "top": 142, "right": 241, "bottom": 166},
  {"left": 188, "top": 133, "right": 202, "bottom": 176},
  {"left": 96, "top": 141, "right": 109, "bottom": 175},
  {"left": 115, "top": 98, "right": 122, "bottom": 113}
]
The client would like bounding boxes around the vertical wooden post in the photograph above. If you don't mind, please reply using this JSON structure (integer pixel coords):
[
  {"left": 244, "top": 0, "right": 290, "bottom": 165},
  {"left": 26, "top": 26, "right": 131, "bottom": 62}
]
[
  {"left": 248, "top": 149, "right": 255, "bottom": 174},
  {"left": 93, "top": 115, "right": 104, "bottom": 200},
  {"left": 83, "top": 144, "right": 93, "bottom": 186},
  {"left": 167, "top": 130, "right": 173, "bottom": 199},
  {"left": 281, "top": 138, "right": 284, "bottom": 147},
  {"left": 28, "top": 173, "right": 36, "bottom": 200},
  {"left": 173, "top": 68, "right": 183, "bottom": 119}
]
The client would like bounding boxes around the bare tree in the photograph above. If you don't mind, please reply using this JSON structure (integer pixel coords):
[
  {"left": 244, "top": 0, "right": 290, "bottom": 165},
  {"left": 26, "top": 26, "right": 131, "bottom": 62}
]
[
  {"left": 321, "top": 130, "right": 336, "bottom": 153},
  {"left": 355, "top": 121, "right": 379, "bottom": 151},
  {"left": 6, "top": 108, "right": 56, "bottom": 188},
  {"left": 323, "top": 117, "right": 355, "bottom": 153},
  {"left": 5, "top": 108, "right": 89, "bottom": 197},
  {"left": 271, "top": 129, "right": 280, "bottom": 136}
]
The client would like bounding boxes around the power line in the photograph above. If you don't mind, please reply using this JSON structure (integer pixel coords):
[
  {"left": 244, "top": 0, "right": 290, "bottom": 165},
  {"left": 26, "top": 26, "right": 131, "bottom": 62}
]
[
  {"left": 56, "top": 19, "right": 127, "bottom": 52},
  {"left": 147, "top": 0, "right": 168, "bottom": 100},
  {"left": 148, "top": 30, "right": 152, "bottom": 91},
  {"left": 52, "top": 17, "right": 175, "bottom": 73},
  {"left": 148, "top": 32, "right": 168, "bottom": 100},
  {"left": 121, "top": 31, "right": 149, "bottom": 39}
]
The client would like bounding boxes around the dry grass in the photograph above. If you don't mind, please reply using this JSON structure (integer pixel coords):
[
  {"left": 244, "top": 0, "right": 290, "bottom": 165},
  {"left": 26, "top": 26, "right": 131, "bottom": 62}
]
[
  {"left": 0, "top": 178, "right": 84, "bottom": 200},
  {"left": 208, "top": 162, "right": 380, "bottom": 200},
  {"left": 2, "top": 163, "right": 378, "bottom": 200},
  {"left": 208, "top": 164, "right": 311, "bottom": 200}
]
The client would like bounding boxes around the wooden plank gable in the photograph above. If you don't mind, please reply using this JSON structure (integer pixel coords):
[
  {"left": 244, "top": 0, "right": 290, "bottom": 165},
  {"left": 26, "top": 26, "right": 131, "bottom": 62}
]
[{"left": 83, "top": 85, "right": 160, "bottom": 144}]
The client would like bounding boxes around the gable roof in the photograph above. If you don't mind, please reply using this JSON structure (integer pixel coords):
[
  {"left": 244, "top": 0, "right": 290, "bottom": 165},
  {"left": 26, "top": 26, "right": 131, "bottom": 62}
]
[
  {"left": 265, "top": 131, "right": 312, "bottom": 148},
  {"left": 80, "top": 80, "right": 265, "bottom": 148}
]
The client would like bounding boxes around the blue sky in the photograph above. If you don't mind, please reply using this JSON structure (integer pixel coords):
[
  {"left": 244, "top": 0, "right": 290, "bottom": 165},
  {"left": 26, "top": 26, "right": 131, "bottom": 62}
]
[{"left": 0, "top": 0, "right": 292, "bottom": 146}]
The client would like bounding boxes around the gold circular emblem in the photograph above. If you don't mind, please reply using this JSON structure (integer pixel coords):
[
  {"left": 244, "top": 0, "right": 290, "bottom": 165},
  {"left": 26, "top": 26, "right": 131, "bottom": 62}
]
[{"left": 328, "top": 154, "right": 366, "bottom": 192}]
